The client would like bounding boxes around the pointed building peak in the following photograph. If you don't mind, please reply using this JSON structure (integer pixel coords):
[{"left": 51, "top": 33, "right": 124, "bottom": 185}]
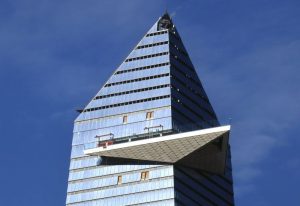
[
  {"left": 162, "top": 10, "right": 171, "bottom": 19},
  {"left": 158, "top": 11, "right": 173, "bottom": 31},
  {"left": 76, "top": 12, "right": 219, "bottom": 129}
]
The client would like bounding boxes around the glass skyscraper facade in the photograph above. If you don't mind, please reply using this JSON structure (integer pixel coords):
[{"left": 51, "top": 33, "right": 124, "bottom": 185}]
[{"left": 66, "top": 13, "right": 234, "bottom": 206}]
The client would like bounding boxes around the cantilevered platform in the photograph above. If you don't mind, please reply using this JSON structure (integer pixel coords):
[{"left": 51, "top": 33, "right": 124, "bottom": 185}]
[{"left": 84, "top": 126, "right": 230, "bottom": 174}]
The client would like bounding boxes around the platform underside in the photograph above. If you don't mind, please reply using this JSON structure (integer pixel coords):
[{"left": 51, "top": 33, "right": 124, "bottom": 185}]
[{"left": 84, "top": 126, "right": 230, "bottom": 174}]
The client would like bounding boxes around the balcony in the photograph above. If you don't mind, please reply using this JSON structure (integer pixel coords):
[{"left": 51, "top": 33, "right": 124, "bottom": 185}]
[{"left": 84, "top": 125, "right": 230, "bottom": 174}]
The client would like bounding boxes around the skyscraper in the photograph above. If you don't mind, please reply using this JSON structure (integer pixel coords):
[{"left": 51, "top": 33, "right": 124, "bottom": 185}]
[{"left": 66, "top": 13, "right": 234, "bottom": 206}]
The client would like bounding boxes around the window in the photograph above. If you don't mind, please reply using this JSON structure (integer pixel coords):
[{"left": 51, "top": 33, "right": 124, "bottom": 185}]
[
  {"left": 146, "top": 111, "right": 154, "bottom": 120},
  {"left": 84, "top": 95, "right": 170, "bottom": 113},
  {"left": 170, "top": 41, "right": 188, "bottom": 57},
  {"left": 170, "top": 52, "right": 195, "bottom": 72},
  {"left": 125, "top": 52, "right": 168, "bottom": 62},
  {"left": 145, "top": 30, "right": 168, "bottom": 37},
  {"left": 135, "top": 41, "right": 168, "bottom": 50},
  {"left": 117, "top": 175, "right": 122, "bottom": 185},
  {"left": 123, "top": 115, "right": 128, "bottom": 124},
  {"left": 105, "top": 73, "right": 169, "bottom": 87},
  {"left": 141, "top": 171, "right": 149, "bottom": 181}
]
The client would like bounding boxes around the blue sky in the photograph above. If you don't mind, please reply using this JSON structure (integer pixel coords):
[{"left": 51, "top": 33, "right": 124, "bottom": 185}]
[{"left": 0, "top": 0, "right": 299, "bottom": 205}]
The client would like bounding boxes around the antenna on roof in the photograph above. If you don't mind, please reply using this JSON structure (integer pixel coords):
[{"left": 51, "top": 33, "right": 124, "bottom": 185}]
[{"left": 164, "top": 0, "right": 170, "bottom": 18}]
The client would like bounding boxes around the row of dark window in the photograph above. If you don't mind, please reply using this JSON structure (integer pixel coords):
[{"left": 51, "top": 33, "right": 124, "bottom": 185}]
[
  {"left": 171, "top": 64, "right": 201, "bottom": 88},
  {"left": 169, "top": 30, "right": 181, "bottom": 41},
  {"left": 175, "top": 190, "right": 202, "bottom": 206},
  {"left": 135, "top": 41, "right": 168, "bottom": 50},
  {"left": 172, "top": 107, "right": 203, "bottom": 129},
  {"left": 83, "top": 95, "right": 170, "bottom": 113},
  {"left": 94, "top": 84, "right": 170, "bottom": 100},
  {"left": 105, "top": 73, "right": 170, "bottom": 87},
  {"left": 170, "top": 67, "right": 210, "bottom": 104},
  {"left": 170, "top": 52, "right": 195, "bottom": 73},
  {"left": 200, "top": 171, "right": 234, "bottom": 195},
  {"left": 145, "top": 30, "right": 168, "bottom": 37},
  {"left": 172, "top": 96, "right": 207, "bottom": 124},
  {"left": 175, "top": 178, "right": 216, "bottom": 205},
  {"left": 172, "top": 94, "right": 216, "bottom": 128},
  {"left": 175, "top": 169, "right": 232, "bottom": 206},
  {"left": 171, "top": 85, "right": 216, "bottom": 118},
  {"left": 176, "top": 168, "right": 234, "bottom": 205},
  {"left": 115, "top": 62, "right": 169, "bottom": 75},
  {"left": 125, "top": 52, "right": 169, "bottom": 62},
  {"left": 170, "top": 41, "right": 188, "bottom": 57},
  {"left": 171, "top": 73, "right": 209, "bottom": 103}
]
